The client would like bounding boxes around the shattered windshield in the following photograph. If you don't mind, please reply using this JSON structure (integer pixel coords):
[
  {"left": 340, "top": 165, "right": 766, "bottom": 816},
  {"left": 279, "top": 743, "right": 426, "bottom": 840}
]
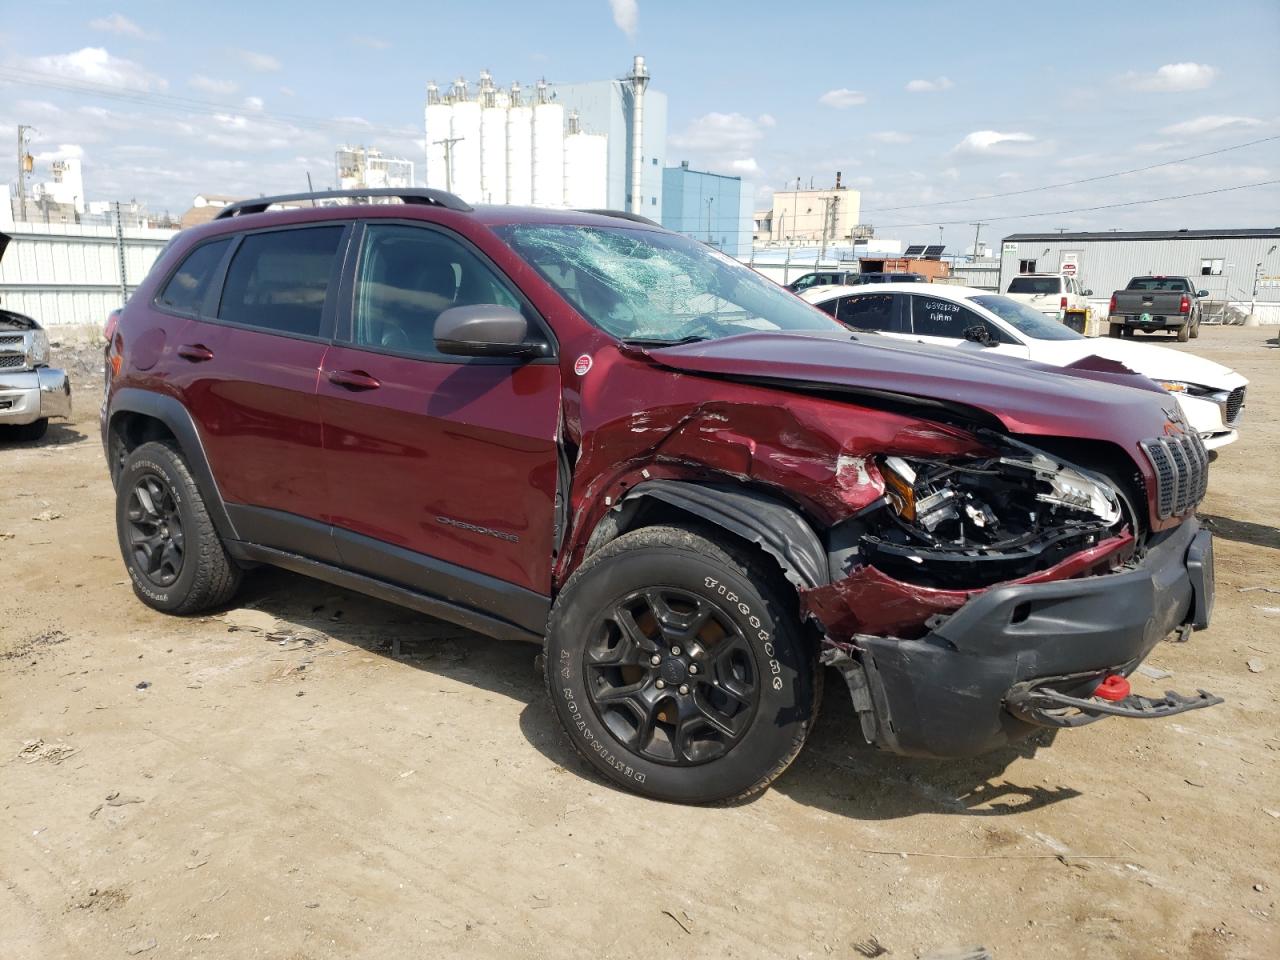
[
  {"left": 494, "top": 223, "right": 842, "bottom": 344},
  {"left": 970, "top": 294, "right": 1083, "bottom": 341}
]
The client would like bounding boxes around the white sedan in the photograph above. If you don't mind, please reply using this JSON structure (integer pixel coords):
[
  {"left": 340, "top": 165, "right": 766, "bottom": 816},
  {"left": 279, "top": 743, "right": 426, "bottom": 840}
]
[{"left": 801, "top": 283, "right": 1248, "bottom": 449}]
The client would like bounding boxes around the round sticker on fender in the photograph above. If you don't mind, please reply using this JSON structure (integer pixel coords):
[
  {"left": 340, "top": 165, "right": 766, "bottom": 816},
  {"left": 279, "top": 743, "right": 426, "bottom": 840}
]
[{"left": 574, "top": 354, "right": 593, "bottom": 376}]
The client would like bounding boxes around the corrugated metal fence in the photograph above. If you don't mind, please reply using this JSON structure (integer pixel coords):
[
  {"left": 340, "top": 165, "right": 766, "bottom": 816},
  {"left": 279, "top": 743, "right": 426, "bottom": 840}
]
[{"left": 0, "top": 220, "right": 176, "bottom": 328}]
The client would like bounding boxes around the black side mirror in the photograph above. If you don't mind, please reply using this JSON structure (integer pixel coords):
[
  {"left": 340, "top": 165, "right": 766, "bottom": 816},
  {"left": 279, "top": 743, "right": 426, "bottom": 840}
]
[
  {"left": 1197, "top": 290, "right": 1209, "bottom": 298},
  {"left": 962, "top": 324, "right": 994, "bottom": 346},
  {"left": 1083, "top": 288, "right": 1093, "bottom": 296},
  {"left": 435, "top": 304, "right": 539, "bottom": 358}
]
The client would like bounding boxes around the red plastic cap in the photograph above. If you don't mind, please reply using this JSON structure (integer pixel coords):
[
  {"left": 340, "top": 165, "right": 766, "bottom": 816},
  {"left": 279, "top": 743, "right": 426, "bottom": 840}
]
[{"left": 1094, "top": 674, "right": 1131, "bottom": 701}]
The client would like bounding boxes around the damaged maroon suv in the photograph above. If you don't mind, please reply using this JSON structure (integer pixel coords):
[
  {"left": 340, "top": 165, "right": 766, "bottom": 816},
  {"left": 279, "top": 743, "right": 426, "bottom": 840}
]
[{"left": 102, "top": 189, "right": 1220, "bottom": 803}]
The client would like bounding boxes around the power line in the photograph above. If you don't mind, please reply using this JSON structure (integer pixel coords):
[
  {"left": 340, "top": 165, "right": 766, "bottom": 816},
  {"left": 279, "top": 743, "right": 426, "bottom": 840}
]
[
  {"left": 870, "top": 178, "right": 1280, "bottom": 230},
  {"left": 859, "top": 135, "right": 1280, "bottom": 213}
]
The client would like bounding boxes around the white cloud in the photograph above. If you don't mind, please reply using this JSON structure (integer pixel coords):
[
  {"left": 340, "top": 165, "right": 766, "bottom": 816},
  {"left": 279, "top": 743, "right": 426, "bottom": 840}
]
[
  {"left": 669, "top": 112, "right": 771, "bottom": 180},
  {"left": 952, "top": 130, "right": 1038, "bottom": 155},
  {"left": 905, "top": 76, "right": 953, "bottom": 93},
  {"left": 34, "top": 143, "right": 85, "bottom": 162},
  {"left": 609, "top": 0, "right": 638, "bottom": 39},
  {"left": 1123, "top": 62, "right": 1217, "bottom": 92},
  {"left": 23, "top": 47, "right": 166, "bottom": 91},
  {"left": 818, "top": 88, "right": 867, "bottom": 108},
  {"left": 352, "top": 35, "right": 391, "bottom": 50},
  {"left": 88, "top": 13, "right": 149, "bottom": 39},
  {"left": 870, "top": 131, "right": 912, "bottom": 144},
  {"left": 243, "top": 96, "right": 264, "bottom": 112},
  {"left": 1160, "top": 114, "right": 1263, "bottom": 137},
  {"left": 278, "top": 85, "right": 296, "bottom": 97},
  {"left": 190, "top": 74, "right": 238, "bottom": 96},
  {"left": 233, "top": 49, "right": 282, "bottom": 72}
]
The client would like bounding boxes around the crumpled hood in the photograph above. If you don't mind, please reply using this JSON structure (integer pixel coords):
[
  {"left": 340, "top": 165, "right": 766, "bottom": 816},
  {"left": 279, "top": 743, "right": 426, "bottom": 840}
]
[
  {"left": 646, "top": 331, "right": 1182, "bottom": 445},
  {"left": 1031, "top": 336, "right": 1247, "bottom": 390}
]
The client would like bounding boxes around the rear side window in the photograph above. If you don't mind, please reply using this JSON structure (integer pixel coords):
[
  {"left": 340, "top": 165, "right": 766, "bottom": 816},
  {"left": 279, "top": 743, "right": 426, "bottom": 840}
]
[
  {"left": 156, "top": 239, "right": 231, "bottom": 316},
  {"left": 837, "top": 293, "right": 899, "bottom": 332},
  {"left": 218, "top": 226, "right": 345, "bottom": 338}
]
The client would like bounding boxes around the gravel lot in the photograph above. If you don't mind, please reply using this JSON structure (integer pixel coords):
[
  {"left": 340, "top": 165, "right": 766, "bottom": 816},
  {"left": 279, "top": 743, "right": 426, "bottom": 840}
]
[{"left": 2, "top": 326, "right": 1276, "bottom": 959}]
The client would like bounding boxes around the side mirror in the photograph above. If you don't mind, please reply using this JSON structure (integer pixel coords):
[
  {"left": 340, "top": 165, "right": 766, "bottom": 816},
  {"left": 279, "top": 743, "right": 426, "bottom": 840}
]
[
  {"left": 435, "top": 304, "right": 538, "bottom": 358},
  {"left": 1197, "top": 289, "right": 1209, "bottom": 298},
  {"left": 1083, "top": 288, "right": 1093, "bottom": 296},
  {"left": 963, "top": 324, "right": 994, "bottom": 346}
]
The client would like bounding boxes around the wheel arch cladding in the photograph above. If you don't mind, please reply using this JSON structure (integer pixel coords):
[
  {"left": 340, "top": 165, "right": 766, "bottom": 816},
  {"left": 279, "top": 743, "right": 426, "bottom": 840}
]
[
  {"left": 604, "top": 480, "right": 829, "bottom": 591},
  {"left": 107, "top": 388, "right": 238, "bottom": 540}
]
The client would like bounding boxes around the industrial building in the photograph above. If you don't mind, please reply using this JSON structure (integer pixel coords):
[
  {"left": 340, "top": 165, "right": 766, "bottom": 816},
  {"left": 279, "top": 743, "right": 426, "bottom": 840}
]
[
  {"left": 754, "top": 175, "right": 864, "bottom": 245},
  {"left": 336, "top": 145, "right": 414, "bottom": 191},
  {"left": 661, "top": 162, "right": 753, "bottom": 256},
  {"left": 423, "top": 71, "right": 610, "bottom": 210},
  {"left": 999, "top": 228, "right": 1280, "bottom": 323}
]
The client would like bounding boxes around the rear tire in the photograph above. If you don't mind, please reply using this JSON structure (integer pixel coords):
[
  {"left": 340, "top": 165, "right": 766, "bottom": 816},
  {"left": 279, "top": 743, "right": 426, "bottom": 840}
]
[
  {"left": 544, "top": 524, "right": 818, "bottom": 804},
  {"left": 115, "top": 441, "right": 241, "bottom": 614},
  {"left": 1108, "top": 323, "right": 1122, "bottom": 338},
  {"left": 1176, "top": 323, "right": 1190, "bottom": 343},
  {"left": 1190, "top": 320, "right": 1200, "bottom": 339}
]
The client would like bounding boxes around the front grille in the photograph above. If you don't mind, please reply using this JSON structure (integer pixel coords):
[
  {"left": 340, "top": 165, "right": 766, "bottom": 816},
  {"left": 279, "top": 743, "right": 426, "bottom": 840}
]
[
  {"left": 1225, "top": 386, "right": 1246, "bottom": 425},
  {"left": 0, "top": 334, "right": 24, "bottom": 347},
  {"left": 0, "top": 353, "right": 26, "bottom": 369},
  {"left": 1141, "top": 432, "right": 1209, "bottom": 520}
]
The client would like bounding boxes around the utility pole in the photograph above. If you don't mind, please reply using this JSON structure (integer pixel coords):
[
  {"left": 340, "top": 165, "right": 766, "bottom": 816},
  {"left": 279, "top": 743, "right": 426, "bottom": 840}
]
[
  {"left": 112, "top": 201, "right": 128, "bottom": 305},
  {"left": 433, "top": 136, "right": 463, "bottom": 193},
  {"left": 969, "top": 221, "right": 986, "bottom": 260},
  {"left": 705, "top": 196, "right": 715, "bottom": 243},
  {"left": 937, "top": 225, "right": 944, "bottom": 249},
  {"left": 16, "top": 125, "right": 34, "bottom": 223}
]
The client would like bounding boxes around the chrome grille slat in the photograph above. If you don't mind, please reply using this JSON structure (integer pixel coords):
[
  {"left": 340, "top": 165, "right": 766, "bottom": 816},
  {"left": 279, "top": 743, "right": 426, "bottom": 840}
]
[
  {"left": 1225, "top": 386, "right": 1246, "bottom": 425},
  {"left": 0, "top": 354, "right": 26, "bottom": 369}
]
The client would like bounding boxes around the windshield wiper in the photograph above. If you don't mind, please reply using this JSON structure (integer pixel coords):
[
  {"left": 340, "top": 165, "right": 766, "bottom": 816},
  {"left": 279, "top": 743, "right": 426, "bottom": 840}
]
[{"left": 619, "top": 335, "right": 708, "bottom": 347}]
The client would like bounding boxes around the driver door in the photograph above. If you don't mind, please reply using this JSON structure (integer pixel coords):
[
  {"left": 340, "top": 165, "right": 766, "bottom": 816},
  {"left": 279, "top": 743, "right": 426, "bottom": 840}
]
[{"left": 316, "top": 220, "right": 562, "bottom": 597}]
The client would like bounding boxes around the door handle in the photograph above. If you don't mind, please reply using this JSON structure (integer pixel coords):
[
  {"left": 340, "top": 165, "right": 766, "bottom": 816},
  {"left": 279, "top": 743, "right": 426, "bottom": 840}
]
[
  {"left": 327, "top": 369, "right": 382, "bottom": 391},
  {"left": 177, "top": 343, "right": 214, "bottom": 362}
]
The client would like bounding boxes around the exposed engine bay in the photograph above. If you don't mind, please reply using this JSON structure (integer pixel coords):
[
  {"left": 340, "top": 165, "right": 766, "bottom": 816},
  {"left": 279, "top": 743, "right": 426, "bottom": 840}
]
[{"left": 843, "top": 442, "right": 1127, "bottom": 591}]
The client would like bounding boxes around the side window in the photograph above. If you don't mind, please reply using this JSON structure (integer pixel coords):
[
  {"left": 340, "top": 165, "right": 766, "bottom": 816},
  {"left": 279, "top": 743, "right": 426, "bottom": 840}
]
[
  {"left": 814, "top": 296, "right": 839, "bottom": 317},
  {"left": 837, "top": 293, "right": 898, "bottom": 332},
  {"left": 156, "top": 238, "right": 231, "bottom": 316},
  {"left": 218, "top": 227, "right": 345, "bottom": 338},
  {"left": 909, "top": 295, "right": 991, "bottom": 339},
  {"left": 792, "top": 274, "right": 817, "bottom": 290},
  {"left": 352, "top": 223, "right": 525, "bottom": 360}
]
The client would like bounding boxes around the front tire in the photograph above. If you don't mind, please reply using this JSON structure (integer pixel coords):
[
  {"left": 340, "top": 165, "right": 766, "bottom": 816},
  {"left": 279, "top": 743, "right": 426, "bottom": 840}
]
[
  {"left": 544, "top": 524, "right": 818, "bottom": 804},
  {"left": 7, "top": 418, "right": 49, "bottom": 442},
  {"left": 115, "top": 441, "right": 241, "bottom": 614}
]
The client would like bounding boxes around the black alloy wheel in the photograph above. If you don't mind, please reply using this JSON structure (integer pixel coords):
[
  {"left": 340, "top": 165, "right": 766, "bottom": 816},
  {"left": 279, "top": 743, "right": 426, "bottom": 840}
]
[
  {"left": 126, "top": 472, "right": 186, "bottom": 587},
  {"left": 584, "top": 586, "right": 758, "bottom": 766}
]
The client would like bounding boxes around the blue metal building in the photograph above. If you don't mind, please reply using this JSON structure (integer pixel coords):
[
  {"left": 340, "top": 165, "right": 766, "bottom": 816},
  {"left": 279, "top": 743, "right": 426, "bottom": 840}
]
[{"left": 661, "top": 162, "right": 754, "bottom": 257}]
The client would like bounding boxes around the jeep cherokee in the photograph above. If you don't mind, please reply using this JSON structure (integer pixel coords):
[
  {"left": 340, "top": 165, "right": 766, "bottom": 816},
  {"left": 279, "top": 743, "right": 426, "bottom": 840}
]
[{"left": 102, "top": 189, "right": 1219, "bottom": 803}]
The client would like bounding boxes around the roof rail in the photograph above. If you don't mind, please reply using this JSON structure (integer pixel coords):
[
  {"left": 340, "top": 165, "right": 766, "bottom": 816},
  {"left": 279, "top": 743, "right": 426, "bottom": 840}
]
[
  {"left": 576, "top": 209, "right": 661, "bottom": 227},
  {"left": 214, "top": 187, "right": 473, "bottom": 220}
]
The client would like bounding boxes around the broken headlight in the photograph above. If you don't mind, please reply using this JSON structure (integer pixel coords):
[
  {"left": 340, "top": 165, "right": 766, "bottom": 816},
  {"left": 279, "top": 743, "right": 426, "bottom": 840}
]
[{"left": 864, "top": 451, "right": 1123, "bottom": 589}]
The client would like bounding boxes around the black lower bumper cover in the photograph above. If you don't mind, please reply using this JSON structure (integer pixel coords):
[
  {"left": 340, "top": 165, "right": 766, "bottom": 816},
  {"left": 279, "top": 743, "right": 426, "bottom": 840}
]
[{"left": 825, "top": 518, "right": 1220, "bottom": 758}]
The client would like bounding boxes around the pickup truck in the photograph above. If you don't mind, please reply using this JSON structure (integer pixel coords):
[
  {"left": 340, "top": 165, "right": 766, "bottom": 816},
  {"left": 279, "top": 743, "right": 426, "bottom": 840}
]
[
  {"left": 1109, "top": 276, "right": 1207, "bottom": 342},
  {"left": 1006, "top": 273, "right": 1092, "bottom": 332},
  {"left": 0, "top": 307, "right": 73, "bottom": 440}
]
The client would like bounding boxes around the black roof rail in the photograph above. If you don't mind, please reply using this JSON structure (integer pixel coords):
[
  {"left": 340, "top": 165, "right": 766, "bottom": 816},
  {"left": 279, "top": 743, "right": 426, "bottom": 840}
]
[
  {"left": 576, "top": 208, "right": 661, "bottom": 227},
  {"left": 214, "top": 187, "right": 473, "bottom": 220}
]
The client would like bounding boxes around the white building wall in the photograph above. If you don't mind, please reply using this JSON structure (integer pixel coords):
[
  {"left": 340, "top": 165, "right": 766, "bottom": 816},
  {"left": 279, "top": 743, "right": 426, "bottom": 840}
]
[
  {"left": 480, "top": 106, "right": 508, "bottom": 205},
  {"left": 531, "top": 102, "right": 565, "bottom": 207},
  {"left": 506, "top": 106, "right": 534, "bottom": 205},
  {"left": 449, "top": 101, "right": 483, "bottom": 203},
  {"left": 564, "top": 132, "right": 608, "bottom": 208}
]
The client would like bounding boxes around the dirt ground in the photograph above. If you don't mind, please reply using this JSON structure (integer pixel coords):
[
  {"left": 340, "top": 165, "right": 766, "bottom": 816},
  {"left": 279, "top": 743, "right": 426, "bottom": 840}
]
[{"left": 2, "top": 326, "right": 1277, "bottom": 960}]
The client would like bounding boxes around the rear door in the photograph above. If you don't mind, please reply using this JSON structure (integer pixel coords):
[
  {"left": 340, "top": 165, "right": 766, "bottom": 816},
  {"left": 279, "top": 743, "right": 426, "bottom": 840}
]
[
  {"left": 316, "top": 220, "right": 562, "bottom": 599},
  {"left": 905, "top": 293, "right": 1031, "bottom": 359},
  {"left": 832, "top": 291, "right": 908, "bottom": 337},
  {"left": 166, "top": 223, "right": 349, "bottom": 559}
]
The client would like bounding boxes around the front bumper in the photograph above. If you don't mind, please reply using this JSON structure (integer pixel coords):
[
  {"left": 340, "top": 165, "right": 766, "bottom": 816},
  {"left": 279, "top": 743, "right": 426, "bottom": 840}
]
[
  {"left": 822, "top": 518, "right": 1216, "bottom": 758},
  {"left": 0, "top": 367, "right": 72, "bottom": 425}
]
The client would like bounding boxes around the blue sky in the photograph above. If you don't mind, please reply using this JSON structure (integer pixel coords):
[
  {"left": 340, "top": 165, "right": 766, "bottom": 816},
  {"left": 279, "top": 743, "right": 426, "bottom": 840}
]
[{"left": 1, "top": 0, "right": 1277, "bottom": 250}]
